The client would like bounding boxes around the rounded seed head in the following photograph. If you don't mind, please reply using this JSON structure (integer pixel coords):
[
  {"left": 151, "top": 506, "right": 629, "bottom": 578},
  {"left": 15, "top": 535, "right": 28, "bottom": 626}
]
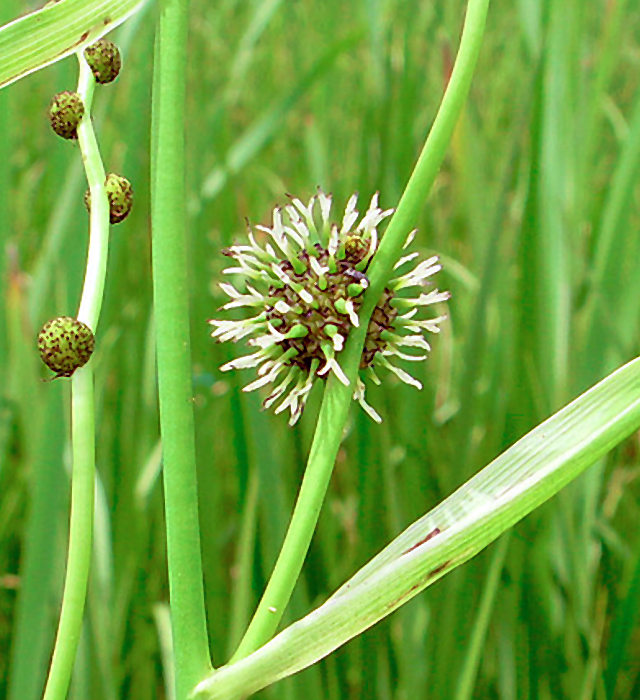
[
  {"left": 84, "top": 39, "right": 122, "bottom": 84},
  {"left": 84, "top": 173, "right": 134, "bottom": 224},
  {"left": 37, "top": 317, "right": 95, "bottom": 378},
  {"left": 48, "top": 91, "right": 84, "bottom": 140}
]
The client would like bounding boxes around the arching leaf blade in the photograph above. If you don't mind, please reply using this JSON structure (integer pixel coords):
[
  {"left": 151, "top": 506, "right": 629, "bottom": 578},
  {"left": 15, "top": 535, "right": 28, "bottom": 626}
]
[
  {"left": 194, "top": 355, "right": 640, "bottom": 699},
  {"left": 0, "top": 0, "right": 146, "bottom": 89}
]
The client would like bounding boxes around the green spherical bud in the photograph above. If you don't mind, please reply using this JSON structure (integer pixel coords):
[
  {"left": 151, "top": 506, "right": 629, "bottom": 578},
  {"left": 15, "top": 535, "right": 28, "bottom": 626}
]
[
  {"left": 48, "top": 91, "right": 84, "bottom": 140},
  {"left": 37, "top": 317, "right": 95, "bottom": 378},
  {"left": 343, "top": 235, "right": 369, "bottom": 264},
  {"left": 84, "top": 173, "right": 133, "bottom": 224},
  {"left": 84, "top": 40, "right": 122, "bottom": 84}
]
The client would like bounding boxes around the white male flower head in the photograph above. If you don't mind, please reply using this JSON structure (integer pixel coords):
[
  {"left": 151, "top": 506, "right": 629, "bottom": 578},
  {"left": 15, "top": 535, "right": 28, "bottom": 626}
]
[{"left": 209, "top": 189, "right": 449, "bottom": 425}]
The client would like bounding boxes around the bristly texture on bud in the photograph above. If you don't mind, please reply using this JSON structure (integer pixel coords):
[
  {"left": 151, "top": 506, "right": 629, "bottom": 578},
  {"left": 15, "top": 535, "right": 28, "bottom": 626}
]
[
  {"left": 209, "top": 190, "right": 450, "bottom": 425},
  {"left": 84, "top": 39, "right": 122, "bottom": 84},
  {"left": 38, "top": 317, "right": 95, "bottom": 378},
  {"left": 84, "top": 173, "right": 133, "bottom": 224},
  {"left": 48, "top": 91, "right": 84, "bottom": 140}
]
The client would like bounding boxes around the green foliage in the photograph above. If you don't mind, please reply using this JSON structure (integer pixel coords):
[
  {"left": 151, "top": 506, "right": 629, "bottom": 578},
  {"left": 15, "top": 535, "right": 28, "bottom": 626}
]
[
  {"left": 1, "top": 0, "right": 640, "bottom": 699},
  {"left": 0, "top": 0, "right": 145, "bottom": 89}
]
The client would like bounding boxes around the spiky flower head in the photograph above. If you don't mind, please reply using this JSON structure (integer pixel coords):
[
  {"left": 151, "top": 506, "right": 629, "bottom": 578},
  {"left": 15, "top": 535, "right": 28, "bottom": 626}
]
[
  {"left": 38, "top": 316, "right": 95, "bottom": 378},
  {"left": 48, "top": 91, "right": 84, "bottom": 140},
  {"left": 209, "top": 190, "right": 450, "bottom": 425},
  {"left": 84, "top": 39, "right": 122, "bottom": 84}
]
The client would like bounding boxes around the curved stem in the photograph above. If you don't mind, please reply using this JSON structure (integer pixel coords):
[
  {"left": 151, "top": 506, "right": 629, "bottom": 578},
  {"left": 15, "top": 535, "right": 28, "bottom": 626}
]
[
  {"left": 76, "top": 54, "right": 109, "bottom": 331},
  {"left": 231, "top": 0, "right": 491, "bottom": 663},
  {"left": 230, "top": 386, "right": 349, "bottom": 662},
  {"left": 41, "top": 51, "right": 110, "bottom": 700},
  {"left": 42, "top": 368, "right": 95, "bottom": 700},
  {"left": 364, "top": 0, "right": 491, "bottom": 302}
]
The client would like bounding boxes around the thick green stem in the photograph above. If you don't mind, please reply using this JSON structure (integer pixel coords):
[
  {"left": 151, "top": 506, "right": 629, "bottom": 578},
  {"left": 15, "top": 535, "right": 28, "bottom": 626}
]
[
  {"left": 232, "top": 0, "right": 491, "bottom": 663},
  {"left": 42, "top": 368, "right": 95, "bottom": 700},
  {"left": 151, "top": 1, "right": 212, "bottom": 698}
]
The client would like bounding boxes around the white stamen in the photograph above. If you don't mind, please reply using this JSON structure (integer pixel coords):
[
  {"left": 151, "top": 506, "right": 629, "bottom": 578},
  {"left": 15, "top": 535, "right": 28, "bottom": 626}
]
[
  {"left": 318, "top": 358, "right": 350, "bottom": 386},
  {"left": 393, "top": 252, "right": 420, "bottom": 270},
  {"left": 395, "top": 335, "right": 432, "bottom": 351},
  {"left": 378, "top": 356, "right": 423, "bottom": 389},
  {"left": 344, "top": 299, "right": 360, "bottom": 327},
  {"left": 328, "top": 224, "right": 340, "bottom": 256},
  {"left": 309, "top": 255, "right": 328, "bottom": 277},
  {"left": 383, "top": 345, "right": 427, "bottom": 361},
  {"left": 403, "top": 230, "right": 417, "bottom": 249},
  {"left": 274, "top": 300, "right": 291, "bottom": 314},
  {"left": 354, "top": 378, "right": 382, "bottom": 423},
  {"left": 264, "top": 368, "right": 298, "bottom": 408},
  {"left": 219, "top": 282, "right": 242, "bottom": 298},
  {"left": 318, "top": 190, "right": 332, "bottom": 225},
  {"left": 341, "top": 193, "right": 359, "bottom": 233},
  {"left": 220, "top": 350, "right": 266, "bottom": 371}
]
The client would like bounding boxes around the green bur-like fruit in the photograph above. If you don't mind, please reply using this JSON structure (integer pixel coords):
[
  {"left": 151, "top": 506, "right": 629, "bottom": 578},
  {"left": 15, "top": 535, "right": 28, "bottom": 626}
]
[
  {"left": 84, "top": 173, "right": 133, "bottom": 224},
  {"left": 48, "top": 91, "right": 84, "bottom": 140},
  {"left": 84, "top": 39, "right": 122, "bottom": 84},
  {"left": 38, "top": 317, "right": 95, "bottom": 378}
]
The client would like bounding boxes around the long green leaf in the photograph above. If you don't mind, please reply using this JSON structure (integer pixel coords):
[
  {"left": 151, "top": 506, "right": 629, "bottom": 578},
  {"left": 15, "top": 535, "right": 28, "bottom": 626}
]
[
  {"left": 0, "top": 0, "right": 146, "bottom": 89},
  {"left": 194, "top": 355, "right": 640, "bottom": 699}
]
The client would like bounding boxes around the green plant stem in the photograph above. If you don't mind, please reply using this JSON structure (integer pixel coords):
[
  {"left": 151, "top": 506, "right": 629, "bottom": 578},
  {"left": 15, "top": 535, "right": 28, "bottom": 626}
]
[
  {"left": 151, "top": 1, "right": 212, "bottom": 698},
  {"left": 454, "top": 534, "right": 510, "bottom": 700},
  {"left": 231, "top": 0, "right": 491, "bottom": 663},
  {"left": 42, "top": 367, "right": 95, "bottom": 700},
  {"left": 364, "top": 0, "right": 491, "bottom": 300},
  {"left": 75, "top": 54, "right": 109, "bottom": 331},
  {"left": 41, "top": 51, "right": 111, "bottom": 700}
]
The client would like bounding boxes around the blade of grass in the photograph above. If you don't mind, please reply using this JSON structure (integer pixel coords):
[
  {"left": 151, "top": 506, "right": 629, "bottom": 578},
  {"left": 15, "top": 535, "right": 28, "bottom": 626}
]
[
  {"left": 6, "top": 383, "right": 66, "bottom": 700},
  {"left": 0, "top": 0, "right": 146, "bottom": 89},
  {"left": 0, "top": 0, "right": 16, "bottom": 371},
  {"left": 605, "top": 539, "right": 640, "bottom": 698},
  {"left": 583, "top": 88, "right": 640, "bottom": 369},
  {"left": 227, "top": 468, "right": 260, "bottom": 656},
  {"left": 201, "top": 31, "right": 363, "bottom": 200},
  {"left": 454, "top": 533, "right": 510, "bottom": 700},
  {"left": 154, "top": 602, "right": 177, "bottom": 700},
  {"left": 195, "top": 353, "right": 640, "bottom": 699}
]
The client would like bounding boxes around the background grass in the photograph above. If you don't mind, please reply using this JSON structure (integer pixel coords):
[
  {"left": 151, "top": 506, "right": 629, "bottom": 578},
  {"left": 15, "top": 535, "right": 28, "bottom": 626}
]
[{"left": 1, "top": 0, "right": 640, "bottom": 698}]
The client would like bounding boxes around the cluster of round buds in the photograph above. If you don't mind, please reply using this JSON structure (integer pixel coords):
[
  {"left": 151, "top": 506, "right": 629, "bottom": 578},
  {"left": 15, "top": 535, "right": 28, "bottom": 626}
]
[
  {"left": 84, "top": 173, "right": 133, "bottom": 224},
  {"left": 209, "top": 190, "right": 450, "bottom": 425},
  {"left": 37, "top": 317, "right": 95, "bottom": 379},
  {"left": 84, "top": 40, "right": 122, "bottom": 84},
  {"left": 48, "top": 91, "right": 84, "bottom": 139}
]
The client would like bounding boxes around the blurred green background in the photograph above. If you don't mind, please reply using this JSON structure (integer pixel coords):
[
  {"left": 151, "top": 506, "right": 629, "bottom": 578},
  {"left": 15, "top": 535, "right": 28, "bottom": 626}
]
[{"left": 2, "top": 0, "right": 640, "bottom": 698}]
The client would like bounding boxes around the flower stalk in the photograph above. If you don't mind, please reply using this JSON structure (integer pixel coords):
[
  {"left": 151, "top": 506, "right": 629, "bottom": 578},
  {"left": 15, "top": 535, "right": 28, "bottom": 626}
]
[
  {"left": 151, "top": 0, "right": 212, "bottom": 697},
  {"left": 76, "top": 54, "right": 109, "bottom": 330},
  {"left": 228, "top": 0, "right": 491, "bottom": 664},
  {"left": 42, "top": 50, "right": 109, "bottom": 700},
  {"left": 42, "top": 367, "right": 95, "bottom": 700}
]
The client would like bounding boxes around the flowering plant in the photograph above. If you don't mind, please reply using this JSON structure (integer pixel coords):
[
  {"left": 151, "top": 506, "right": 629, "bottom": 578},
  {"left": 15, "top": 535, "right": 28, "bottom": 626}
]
[{"left": 211, "top": 190, "right": 450, "bottom": 424}]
